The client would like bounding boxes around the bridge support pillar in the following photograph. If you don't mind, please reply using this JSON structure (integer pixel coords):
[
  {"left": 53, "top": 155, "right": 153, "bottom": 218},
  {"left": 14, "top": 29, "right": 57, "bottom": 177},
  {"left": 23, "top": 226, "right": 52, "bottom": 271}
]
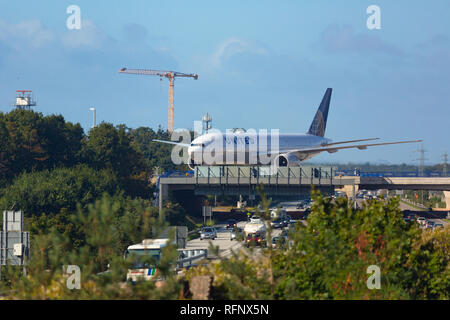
[
  {"left": 159, "top": 183, "right": 169, "bottom": 221},
  {"left": 336, "top": 185, "right": 359, "bottom": 199},
  {"left": 444, "top": 191, "right": 450, "bottom": 210}
]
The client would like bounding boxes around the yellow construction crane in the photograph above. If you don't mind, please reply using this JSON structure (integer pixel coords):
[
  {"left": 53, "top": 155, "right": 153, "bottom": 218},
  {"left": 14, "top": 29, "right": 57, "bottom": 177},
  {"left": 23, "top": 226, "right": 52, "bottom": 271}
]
[{"left": 119, "top": 68, "right": 198, "bottom": 133}]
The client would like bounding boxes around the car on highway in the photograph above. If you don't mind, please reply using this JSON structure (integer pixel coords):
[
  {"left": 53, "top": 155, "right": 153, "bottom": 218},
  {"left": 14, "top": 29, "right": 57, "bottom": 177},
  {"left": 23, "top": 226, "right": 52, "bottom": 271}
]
[
  {"left": 230, "top": 227, "right": 243, "bottom": 241},
  {"left": 271, "top": 236, "right": 286, "bottom": 248},
  {"left": 433, "top": 223, "right": 444, "bottom": 230},
  {"left": 425, "top": 221, "right": 435, "bottom": 229},
  {"left": 200, "top": 227, "right": 217, "bottom": 240},
  {"left": 301, "top": 208, "right": 311, "bottom": 220},
  {"left": 416, "top": 217, "right": 426, "bottom": 226},
  {"left": 270, "top": 218, "right": 285, "bottom": 229},
  {"left": 296, "top": 200, "right": 309, "bottom": 209},
  {"left": 245, "top": 233, "right": 265, "bottom": 248},
  {"left": 226, "top": 219, "right": 237, "bottom": 229},
  {"left": 282, "top": 215, "right": 292, "bottom": 227}
]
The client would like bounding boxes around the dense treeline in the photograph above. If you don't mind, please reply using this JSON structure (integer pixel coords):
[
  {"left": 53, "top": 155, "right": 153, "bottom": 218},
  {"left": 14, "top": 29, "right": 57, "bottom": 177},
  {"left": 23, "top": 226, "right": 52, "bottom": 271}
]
[
  {"left": 186, "top": 191, "right": 449, "bottom": 300},
  {"left": 0, "top": 109, "right": 188, "bottom": 230},
  {"left": 0, "top": 191, "right": 447, "bottom": 299},
  {"left": 0, "top": 109, "right": 181, "bottom": 184}
]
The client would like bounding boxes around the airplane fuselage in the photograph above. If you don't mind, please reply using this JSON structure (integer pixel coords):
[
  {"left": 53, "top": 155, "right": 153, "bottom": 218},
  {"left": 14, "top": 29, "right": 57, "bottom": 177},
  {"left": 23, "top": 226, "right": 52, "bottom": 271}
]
[{"left": 188, "top": 131, "right": 332, "bottom": 167}]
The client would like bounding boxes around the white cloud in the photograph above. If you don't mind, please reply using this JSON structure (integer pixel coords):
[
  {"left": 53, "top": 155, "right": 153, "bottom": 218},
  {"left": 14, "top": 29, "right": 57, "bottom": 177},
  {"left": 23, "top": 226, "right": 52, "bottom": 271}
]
[
  {"left": 0, "top": 19, "right": 54, "bottom": 50},
  {"left": 209, "top": 37, "right": 269, "bottom": 69},
  {"left": 61, "top": 20, "right": 113, "bottom": 50},
  {"left": 319, "top": 24, "right": 404, "bottom": 56}
]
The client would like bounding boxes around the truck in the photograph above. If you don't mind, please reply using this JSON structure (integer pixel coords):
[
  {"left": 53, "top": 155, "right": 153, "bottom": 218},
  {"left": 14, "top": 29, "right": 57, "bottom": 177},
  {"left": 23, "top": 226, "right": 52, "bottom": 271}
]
[
  {"left": 124, "top": 238, "right": 207, "bottom": 282},
  {"left": 243, "top": 216, "right": 267, "bottom": 237},
  {"left": 270, "top": 207, "right": 287, "bottom": 220}
]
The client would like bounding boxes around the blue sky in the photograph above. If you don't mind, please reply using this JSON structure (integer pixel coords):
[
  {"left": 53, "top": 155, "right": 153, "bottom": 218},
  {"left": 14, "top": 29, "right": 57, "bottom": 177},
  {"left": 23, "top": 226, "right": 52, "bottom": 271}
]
[{"left": 0, "top": 0, "right": 449, "bottom": 164}]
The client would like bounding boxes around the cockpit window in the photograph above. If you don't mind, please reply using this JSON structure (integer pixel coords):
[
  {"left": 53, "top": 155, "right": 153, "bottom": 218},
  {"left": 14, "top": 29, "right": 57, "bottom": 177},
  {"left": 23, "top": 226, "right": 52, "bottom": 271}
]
[
  {"left": 190, "top": 140, "right": 213, "bottom": 147},
  {"left": 190, "top": 143, "right": 205, "bottom": 147}
]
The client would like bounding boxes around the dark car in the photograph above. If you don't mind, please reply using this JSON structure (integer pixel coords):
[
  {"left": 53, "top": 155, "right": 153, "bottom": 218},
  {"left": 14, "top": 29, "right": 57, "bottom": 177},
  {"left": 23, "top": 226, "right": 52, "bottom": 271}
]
[
  {"left": 245, "top": 233, "right": 265, "bottom": 248},
  {"left": 270, "top": 218, "right": 284, "bottom": 229},
  {"left": 404, "top": 213, "right": 416, "bottom": 221},
  {"left": 433, "top": 223, "right": 444, "bottom": 230},
  {"left": 271, "top": 236, "right": 286, "bottom": 248},
  {"left": 403, "top": 215, "right": 414, "bottom": 223},
  {"left": 425, "top": 221, "right": 435, "bottom": 229},
  {"left": 301, "top": 208, "right": 311, "bottom": 220},
  {"left": 282, "top": 215, "right": 292, "bottom": 227},
  {"left": 226, "top": 219, "right": 237, "bottom": 229}
]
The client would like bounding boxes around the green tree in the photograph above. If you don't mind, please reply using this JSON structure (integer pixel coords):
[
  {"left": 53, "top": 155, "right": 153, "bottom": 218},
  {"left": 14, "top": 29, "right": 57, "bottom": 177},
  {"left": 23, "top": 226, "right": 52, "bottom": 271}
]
[
  {"left": 0, "top": 165, "right": 119, "bottom": 216},
  {"left": 83, "top": 123, "right": 146, "bottom": 178},
  {"left": 1, "top": 194, "right": 182, "bottom": 299},
  {"left": 128, "top": 126, "right": 190, "bottom": 172},
  {"left": 187, "top": 190, "right": 449, "bottom": 300},
  {"left": 0, "top": 110, "right": 83, "bottom": 180}
]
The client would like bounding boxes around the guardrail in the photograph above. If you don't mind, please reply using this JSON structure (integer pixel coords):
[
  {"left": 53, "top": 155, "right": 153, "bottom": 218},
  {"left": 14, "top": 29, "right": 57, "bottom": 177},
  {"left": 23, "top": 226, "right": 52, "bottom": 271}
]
[
  {"left": 177, "top": 249, "right": 208, "bottom": 269},
  {"left": 335, "top": 170, "right": 448, "bottom": 177}
]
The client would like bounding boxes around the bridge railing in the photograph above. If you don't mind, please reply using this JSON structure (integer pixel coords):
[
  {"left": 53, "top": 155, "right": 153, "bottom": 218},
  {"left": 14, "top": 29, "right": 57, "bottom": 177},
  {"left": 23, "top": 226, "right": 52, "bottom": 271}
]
[{"left": 194, "top": 165, "right": 337, "bottom": 185}]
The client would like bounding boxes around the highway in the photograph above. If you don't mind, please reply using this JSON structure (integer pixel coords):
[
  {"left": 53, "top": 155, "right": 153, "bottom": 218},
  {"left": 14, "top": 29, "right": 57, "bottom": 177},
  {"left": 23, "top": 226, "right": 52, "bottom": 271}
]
[
  {"left": 399, "top": 200, "right": 449, "bottom": 227},
  {"left": 185, "top": 197, "right": 448, "bottom": 261},
  {"left": 185, "top": 221, "right": 285, "bottom": 259}
]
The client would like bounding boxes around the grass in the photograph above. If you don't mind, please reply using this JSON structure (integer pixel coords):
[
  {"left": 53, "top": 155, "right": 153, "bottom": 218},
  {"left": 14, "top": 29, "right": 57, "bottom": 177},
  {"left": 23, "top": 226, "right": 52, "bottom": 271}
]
[{"left": 400, "top": 200, "right": 427, "bottom": 211}]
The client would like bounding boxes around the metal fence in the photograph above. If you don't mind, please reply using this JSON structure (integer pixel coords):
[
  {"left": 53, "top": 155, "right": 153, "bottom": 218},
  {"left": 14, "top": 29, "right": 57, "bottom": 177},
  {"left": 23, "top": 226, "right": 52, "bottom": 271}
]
[{"left": 195, "top": 166, "right": 336, "bottom": 180}]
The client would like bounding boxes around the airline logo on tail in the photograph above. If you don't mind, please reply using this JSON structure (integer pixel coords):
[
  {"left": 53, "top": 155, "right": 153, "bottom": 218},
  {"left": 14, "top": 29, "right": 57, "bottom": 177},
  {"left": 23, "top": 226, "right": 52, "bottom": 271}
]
[{"left": 307, "top": 88, "right": 332, "bottom": 137}]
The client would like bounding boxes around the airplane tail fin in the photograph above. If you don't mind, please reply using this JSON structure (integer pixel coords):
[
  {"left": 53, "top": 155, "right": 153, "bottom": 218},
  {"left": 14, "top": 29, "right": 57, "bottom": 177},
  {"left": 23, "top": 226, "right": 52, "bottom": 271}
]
[{"left": 307, "top": 88, "right": 332, "bottom": 137}]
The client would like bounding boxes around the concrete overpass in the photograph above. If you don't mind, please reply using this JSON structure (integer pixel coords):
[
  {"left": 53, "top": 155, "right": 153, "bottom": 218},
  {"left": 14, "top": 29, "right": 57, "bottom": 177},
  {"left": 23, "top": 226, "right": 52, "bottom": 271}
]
[
  {"left": 158, "top": 166, "right": 450, "bottom": 215},
  {"left": 335, "top": 176, "right": 450, "bottom": 209}
]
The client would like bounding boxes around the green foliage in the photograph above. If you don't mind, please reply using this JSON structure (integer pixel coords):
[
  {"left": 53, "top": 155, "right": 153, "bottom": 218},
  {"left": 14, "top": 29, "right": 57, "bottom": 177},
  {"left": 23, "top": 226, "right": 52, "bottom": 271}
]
[
  {"left": 0, "top": 165, "right": 119, "bottom": 216},
  {"left": 406, "top": 227, "right": 450, "bottom": 299},
  {"left": 82, "top": 123, "right": 147, "bottom": 178},
  {"left": 0, "top": 110, "right": 154, "bottom": 200},
  {"left": 0, "top": 194, "right": 182, "bottom": 299},
  {"left": 0, "top": 109, "right": 83, "bottom": 181},
  {"left": 272, "top": 192, "right": 414, "bottom": 299},
  {"left": 188, "top": 190, "right": 449, "bottom": 300},
  {"left": 162, "top": 201, "right": 196, "bottom": 229},
  {"left": 128, "top": 126, "right": 189, "bottom": 172}
]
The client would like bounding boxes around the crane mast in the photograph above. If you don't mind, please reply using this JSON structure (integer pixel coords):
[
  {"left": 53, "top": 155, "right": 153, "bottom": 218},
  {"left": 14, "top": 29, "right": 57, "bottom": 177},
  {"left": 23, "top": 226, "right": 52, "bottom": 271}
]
[{"left": 119, "top": 68, "right": 198, "bottom": 133}]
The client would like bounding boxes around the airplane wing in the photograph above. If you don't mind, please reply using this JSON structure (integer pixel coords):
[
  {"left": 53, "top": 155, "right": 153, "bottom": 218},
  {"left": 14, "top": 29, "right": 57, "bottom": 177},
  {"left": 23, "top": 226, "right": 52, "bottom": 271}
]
[
  {"left": 322, "top": 138, "right": 379, "bottom": 147},
  {"left": 281, "top": 140, "right": 422, "bottom": 155},
  {"left": 153, "top": 139, "right": 190, "bottom": 148}
]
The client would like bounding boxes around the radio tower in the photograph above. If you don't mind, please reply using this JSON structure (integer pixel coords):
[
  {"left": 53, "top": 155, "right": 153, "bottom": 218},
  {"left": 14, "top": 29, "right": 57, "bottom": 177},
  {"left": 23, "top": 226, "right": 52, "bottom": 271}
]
[
  {"left": 413, "top": 143, "right": 427, "bottom": 177},
  {"left": 202, "top": 113, "right": 212, "bottom": 134},
  {"left": 442, "top": 153, "right": 448, "bottom": 177}
]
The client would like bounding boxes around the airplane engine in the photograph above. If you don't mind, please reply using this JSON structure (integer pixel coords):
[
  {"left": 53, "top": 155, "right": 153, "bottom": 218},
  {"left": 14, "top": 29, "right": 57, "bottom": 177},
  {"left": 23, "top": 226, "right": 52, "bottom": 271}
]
[
  {"left": 188, "top": 157, "right": 197, "bottom": 170},
  {"left": 274, "top": 153, "right": 302, "bottom": 167}
]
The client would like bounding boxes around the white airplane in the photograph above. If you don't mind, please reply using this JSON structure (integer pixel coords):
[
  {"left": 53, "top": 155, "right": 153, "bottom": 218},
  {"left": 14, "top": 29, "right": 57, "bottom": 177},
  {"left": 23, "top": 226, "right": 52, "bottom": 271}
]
[{"left": 154, "top": 88, "right": 421, "bottom": 169}]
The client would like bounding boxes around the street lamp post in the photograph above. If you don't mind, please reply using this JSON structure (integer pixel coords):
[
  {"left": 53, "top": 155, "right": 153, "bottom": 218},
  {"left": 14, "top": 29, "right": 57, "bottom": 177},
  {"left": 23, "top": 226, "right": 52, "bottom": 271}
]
[{"left": 89, "top": 107, "right": 96, "bottom": 128}]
